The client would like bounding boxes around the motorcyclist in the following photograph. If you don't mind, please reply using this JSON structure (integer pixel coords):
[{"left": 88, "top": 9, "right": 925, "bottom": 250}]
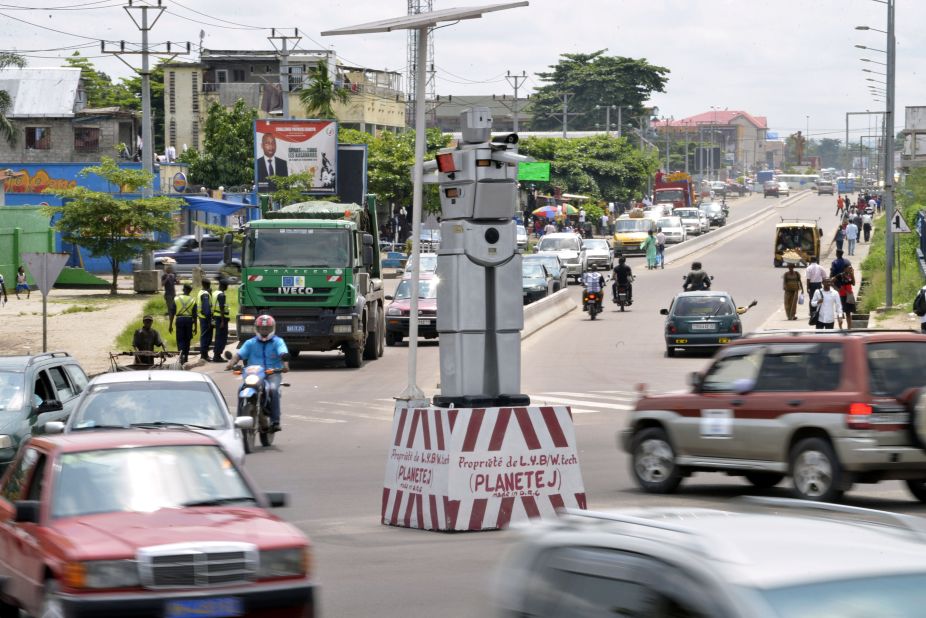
[
  {"left": 683, "top": 261, "right": 712, "bottom": 291},
  {"left": 612, "top": 257, "right": 634, "bottom": 303},
  {"left": 225, "top": 314, "right": 290, "bottom": 432},
  {"left": 581, "top": 270, "right": 606, "bottom": 310}
]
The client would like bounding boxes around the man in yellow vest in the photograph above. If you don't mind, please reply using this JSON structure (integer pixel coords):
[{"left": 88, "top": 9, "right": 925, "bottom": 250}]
[
  {"left": 210, "top": 278, "right": 231, "bottom": 362},
  {"left": 197, "top": 279, "right": 213, "bottom": 361},
  {"left": 169, "top": 283, "right": 197, "bottom": 364}
]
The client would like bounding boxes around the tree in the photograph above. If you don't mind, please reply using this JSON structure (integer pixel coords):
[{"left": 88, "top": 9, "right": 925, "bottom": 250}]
[
  {"left": 43, "top": 157, "right": 182, "bottom": 294},
  {"left": 179, "top": 99, "right": 258, "bottom": 189},
  {"left": 269, "top": 171, "right": 340, "bottom": 207},
  {"left": 529, "top": 51, "right": 669, "bottom": 132},
  {"left": 298, "top": 61, "right": 350, "bottom": 119},
  {"left": 518, "top": 135, "right": 659, "bottom": 204},
  {"left": 0, "top": 52, "right": 26, "bottom": 146}
]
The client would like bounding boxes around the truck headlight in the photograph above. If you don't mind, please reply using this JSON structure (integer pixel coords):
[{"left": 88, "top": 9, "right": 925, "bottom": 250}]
[
  {"left": 64, "top": 560, "right": 140, "bottom": 589},
  {"left": 386, "top": 307, "right": 403, "bottom": 316},
  {"left": 258, "top": 547, "right": 308, "bottom": 578},
  {"left": 239, "top": 324, "right": 255, "bottom": 334}
]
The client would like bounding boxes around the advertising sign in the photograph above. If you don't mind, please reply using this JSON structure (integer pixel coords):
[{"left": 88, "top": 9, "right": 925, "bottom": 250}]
[
  {"left": 255, "top": 119, "right": 338, "bottom": 194},
  {"left": 517, "top": 161, "right": 550, "bottom": 182}
]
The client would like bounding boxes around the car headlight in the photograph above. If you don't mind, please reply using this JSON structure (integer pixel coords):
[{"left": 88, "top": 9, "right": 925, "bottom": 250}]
[
  {"left": 0, "top": 435, "right": 12, "bottom": 449},
  {"left": 258, "top": 547, "right": 309, "bottom": 578},
  {"left": 244, "top": 374, "right": 261, "bottom": 387},
  {"left": 64, "top": 560, "right": 140, "bottom": 589},
  {"left": 529, "top": 285, "right": 546, "bottom": 292},
  {"left": 386, "top": 307, "right": 404, "bottom": 316}
]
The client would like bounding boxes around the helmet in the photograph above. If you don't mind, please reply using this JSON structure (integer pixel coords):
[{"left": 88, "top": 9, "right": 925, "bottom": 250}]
[{"left": 255, "top": 314, "right": 276, "bottom": 341}]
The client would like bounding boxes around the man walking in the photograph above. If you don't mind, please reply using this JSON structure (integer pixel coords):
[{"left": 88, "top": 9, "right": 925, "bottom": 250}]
[
  {"left": 861, "top": 210, "right": 873, "bottom": 242},
  {"left": 161, "top": 263, "right": 177, "bottom": 322},
  {"left": 805, "top": 256, "right": 825, "bottom": 317},
  {"left": 846, "top": 219, "right": 859, "bottom": 256},
  {"left": 782, "top": 263, "right": 804, "bottom": 321},
  {"left": 197, "top": 279, "right": 213, "bottom": 362},
  {"left": 835, "top": 195, "right": 844, "bottom": 217},
  {"left": 211, "top": 278, "right": 231, "bottom": 362},
  {"left": 170, "top": 283, "right": 197, "bottom": 364},
  {"left": 811, "top": 278, "right": 845, "bottom": 330}
]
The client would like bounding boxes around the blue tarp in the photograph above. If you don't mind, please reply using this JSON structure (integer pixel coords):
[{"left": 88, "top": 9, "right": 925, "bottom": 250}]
[{"left": 182, "top": 196, "right": 252, "bottom": 216}]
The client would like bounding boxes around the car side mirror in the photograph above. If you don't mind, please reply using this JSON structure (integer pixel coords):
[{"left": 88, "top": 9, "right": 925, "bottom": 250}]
[
  {"left": 44, "top": 421, "right": 65, "bottom": 434},
  {"left": 687, "top": 371, "right": 702, "bottom": 391},
  {"left": 34, "top": 400, "right": 62, "bottom": 414},
  {"left": 385, "top": 295, "right": 393, "bottom": 301},
  {"left": 14, "top": 500, "right": 40, "bottom": 524},
  {"left": 264, "top": 492, "right": 288, "bottom": 508},
  {"left": 659, "top": 308, "right": 669, "bottom": 315},
  {"left": 234, "top": 416, "right": 254, "bottom": 430}
]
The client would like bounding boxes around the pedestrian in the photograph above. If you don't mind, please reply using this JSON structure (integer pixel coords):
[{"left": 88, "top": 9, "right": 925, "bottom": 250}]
[
  {"left": 161, "top": 263, "right": 177, "bottom": 322},
  {"left": 170, "top": 283, "right": 197, "bottom": 364},
  {"left": 783, "top": 263, "right": 804, "bottom": 321},
  {"left": 811, "top": 277, "right": 845, "bottom": 330},
  {"left": 211, "top": 278, "right": 230, "bottom": 362},
  {"left": 578, "top": 208, "right": 586, "bottom": 227},
  {"left": 805, "top": 256, "right": 825, "bottom": 317},
  {"left": 15, "top": 266, "right": 29, "bottom": 299},
  {"left": 835, "top": 195, "right": 844, "bottom": 217},
  {"left": 869, "top": 196, "right": 878, "bottom": 214},
  {"left": 600, "top": 212, "right": 609, "bottom": 236},
  {"left": 640, "top": 229, "right": 658, "bottom": 270},
  {"left": 132, "top": 314, "right": 166, "bottom": 366},
  {"left": 197, "top": 279, "right": 213, "bottom": 361},
  {"left": 862, "top": 210, "right": 872, "bottom": 242},
  {"left": 914, "top": 284, "right": 926, "bottom": 334},
  {"left": 846, "top": 219, "right": 859, "bottom": 256},
  {"left": 830, "top": 250, "right": 855, "bottom": 329},
  {"left": 834, "top": 224, "right": 845, "bottom": 253},
  {"left": 655, "top": 227, "right": 667, "bottom": 269}
]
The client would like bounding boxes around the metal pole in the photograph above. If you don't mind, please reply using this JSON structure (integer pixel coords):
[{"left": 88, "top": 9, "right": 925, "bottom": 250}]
[
  {"left": 605, "top": 106, "right": 611, "bottom": 136},
  {"left": 562, "top": 93, "right": 568, "bottom": 139},
  {"left": 617, "top": 106, "right": 622, "bottom": 139},
  {"left": 685, "top": 122, "right": 690, "bottom": 173},
  {"left": 885, "top": 0, "right": 896, "bottom": 306},
  {"left": 279, "top": 36, "right": 290, "bottom": 119},
  {"left": 505, "top": 70, "right": 526, "bottom": 132},
  {"left": 399, "top": 24, "right": 429, "bottom": 402},
  {"left": 665, "top": 120, "right": 670, "bottom": 170}
]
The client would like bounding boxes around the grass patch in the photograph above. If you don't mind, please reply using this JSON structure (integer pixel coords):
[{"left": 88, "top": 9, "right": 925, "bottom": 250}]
[
  {"left": 60, "top": 305, "right": 102, "bottom": 315},
  {"left": 859, "top": 204, "right": 925, "bottom": 313},
  {"left": 114, "top": 286, "right": 240, "bottom": 352}
]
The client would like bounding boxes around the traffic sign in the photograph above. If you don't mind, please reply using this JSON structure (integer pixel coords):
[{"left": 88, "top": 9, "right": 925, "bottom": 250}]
[
  {"left": 891, "top": 211, "right": 912, "bottom": 234},
  {"left": 22, "top": 252, "right": 69, "bottom": 296}
]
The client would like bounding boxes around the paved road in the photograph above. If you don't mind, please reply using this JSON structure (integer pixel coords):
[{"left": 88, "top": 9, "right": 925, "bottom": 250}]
[{"left": 202, "top": 190, "right": 915, "bottom": 617}]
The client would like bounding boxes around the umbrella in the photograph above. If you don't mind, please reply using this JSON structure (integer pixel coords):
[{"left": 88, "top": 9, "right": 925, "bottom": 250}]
[{"left": 532, "top": 204, "right": 578, "bottom": 218}]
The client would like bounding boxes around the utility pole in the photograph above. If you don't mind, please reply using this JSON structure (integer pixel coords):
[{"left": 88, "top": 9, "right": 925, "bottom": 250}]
[
  {"left": 268, "top": 29, "right": 301, "bottom": 120},
  {"left": 104, "top": 0, "right": 188, "bottom": 272},
  {"left": 505, "top": 70, "right": 527, "bottom": 132},
  {"left": 559, "top": 92, "right": 574, "bottom": 138},
  {"left": 885, "top": 0, "right": 896, "bottom": 306}
]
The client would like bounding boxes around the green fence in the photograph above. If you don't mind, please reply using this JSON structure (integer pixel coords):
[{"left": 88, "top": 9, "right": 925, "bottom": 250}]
[{"left": 0, "top": 207, "right": 55, "bottom": 287}]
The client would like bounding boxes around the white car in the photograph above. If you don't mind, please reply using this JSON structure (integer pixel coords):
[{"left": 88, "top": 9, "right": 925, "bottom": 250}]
[
  {"left": 582, "top": 238, "right": 613, "bottom": 271},
  {"left": 778, "top": 181, "right": 791, "bottom": 196},
  {"left": 536, "top": 232, "right": 587, "bottom": 283},
  {"left": 675, "top": 208, "right": 706, "bottom": 236},
  {"left": 516, "top": 224, "right": 528, "bottom": 249},
  {"left": 46, "top": 370, "right": 250, "bottom": 466},
  {"left": 656, "top": 216, "right": 687, "bottom": 244}
]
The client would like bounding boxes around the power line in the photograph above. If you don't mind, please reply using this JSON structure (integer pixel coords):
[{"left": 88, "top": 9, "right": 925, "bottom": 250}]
[
  {"left": 0, "top": 0, "right": 119, "bottom": 9},
  {"left": 168, "top": 0, "right": 266, "bottom": 30},
  {"left": 0, "top": 9, "right": 119, "bottom": 42}
]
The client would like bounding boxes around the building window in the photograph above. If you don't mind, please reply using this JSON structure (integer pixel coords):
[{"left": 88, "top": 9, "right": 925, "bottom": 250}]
[
  {"left": 25, "top": 127, "right": 51, "bottom": 150},
  {"left": 232, "top": 69, "right": 245, "bottom": 82},
  {"left": 74, "top": 127, "right": 100, "bottom": 152},
  {"left": 192, "top": 120, "right": 200, "bottom": 150},
  {"left": 191, "top": 71, "right": 200, "bottom": 113},
  {"left": 169, "top": 119, "right": 176, "bottom": 147},
  {"left": 216, "top": 69, "right": 228, "bottom": 84},
  {"left": 168, "top": 71, "right": 176, "bottom": 114}
]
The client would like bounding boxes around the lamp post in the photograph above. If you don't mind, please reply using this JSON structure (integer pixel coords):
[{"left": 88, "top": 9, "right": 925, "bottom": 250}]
[{"left": 595, "top": 104, "right": 617, "bottom": 136}]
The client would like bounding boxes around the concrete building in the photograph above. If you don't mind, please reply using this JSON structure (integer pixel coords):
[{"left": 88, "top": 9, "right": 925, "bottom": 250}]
[
  {"left": 901, "top": 106, "right": 926, "bottom": 171},
  {"left": 429, "top": 95, "right": 532, "bottom": 132},
  {"left": 0, "top": 68, "right": 138, "bottom": 164},
  {"left": 163, "top": 49, "right": 405, "bottom": 153},
  {"left": 654, "top": 110, "right": 770, "bottom": 177}
]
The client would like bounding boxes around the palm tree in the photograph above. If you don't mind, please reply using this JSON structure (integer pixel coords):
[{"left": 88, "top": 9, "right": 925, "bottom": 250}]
[
  {"left": 297, "top": 61, "right": 350, "bottom": 119},
  {"left": 0, "top": 52, "right": 26, "bottom": 146}
]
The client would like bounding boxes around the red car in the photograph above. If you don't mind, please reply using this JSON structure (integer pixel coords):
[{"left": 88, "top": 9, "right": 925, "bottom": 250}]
[
  {"left": 0, "top": 430, "right": 314, "bottom": 617},
  {"left": 385, "top": 273, "right": 439, "bottom": 346}
]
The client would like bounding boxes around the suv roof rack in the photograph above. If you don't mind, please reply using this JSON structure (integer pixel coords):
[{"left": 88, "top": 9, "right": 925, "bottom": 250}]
[
  {"left": 25, "top": 352, "right": 71, "bottom": 366},
  {"left": 742, "top": 497, "right": 926, "bottom": 543}
]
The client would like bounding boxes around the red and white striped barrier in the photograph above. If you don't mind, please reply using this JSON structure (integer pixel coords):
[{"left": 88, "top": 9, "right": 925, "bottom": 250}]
[{"left": 383, "top": 405, "right": 586, "bottom": 531}]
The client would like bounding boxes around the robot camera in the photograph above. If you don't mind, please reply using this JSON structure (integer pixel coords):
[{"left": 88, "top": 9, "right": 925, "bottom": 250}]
[{"left": 491, "top": 133, "right": 518, "bottom": 145}]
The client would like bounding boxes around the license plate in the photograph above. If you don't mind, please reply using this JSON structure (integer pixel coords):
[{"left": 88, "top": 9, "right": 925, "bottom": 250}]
[
  {"left": 419, "top": 319, "right": 432, "bottom": 325},
  {"left": 286, "top": 324, "right": 306, "bottom": 333},
  {"left": 166, "top": 598, "right": 243, "bottom": 618},
  {"left": 691, "top": 323, "right": 717, "bottom": 331}
]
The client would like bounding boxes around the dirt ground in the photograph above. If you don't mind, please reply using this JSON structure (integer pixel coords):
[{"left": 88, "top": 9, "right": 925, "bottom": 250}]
[{"left": 0, "top": 277, "right": 150, "bottom": 375}]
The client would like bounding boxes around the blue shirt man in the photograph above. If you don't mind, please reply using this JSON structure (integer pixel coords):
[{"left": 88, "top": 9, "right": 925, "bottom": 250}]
[{"left": 226, "top": 315, "right": 289, "bottom": 431}]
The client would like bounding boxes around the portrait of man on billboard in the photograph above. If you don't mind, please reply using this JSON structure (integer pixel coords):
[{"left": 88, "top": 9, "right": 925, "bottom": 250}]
[
  {"left": 255, "top": 119, "right": 337, "bottom": 194},
  {"left": 256, "top": 132, "right": 288, "bottom": 191}
]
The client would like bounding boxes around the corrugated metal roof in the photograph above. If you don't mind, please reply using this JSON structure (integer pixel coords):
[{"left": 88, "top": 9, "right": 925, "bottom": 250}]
[{"left": 0, "top": 68, "right": 81, "bottom": 118}]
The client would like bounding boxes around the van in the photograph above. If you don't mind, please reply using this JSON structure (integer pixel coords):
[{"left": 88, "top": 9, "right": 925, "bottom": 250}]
[{"left": 816, "top": 180, "right": 835, "bottom": 195}]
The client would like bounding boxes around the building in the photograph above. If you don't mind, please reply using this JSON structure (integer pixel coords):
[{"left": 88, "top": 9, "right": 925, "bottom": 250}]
[
  {"left": 163, "top": 49, "right": 405, "bottom": 153},
  {"left": 901, "top": 106, "right": 926, "bottom": 171},
  {"left": 0, "top": 68, "right": 138, "bottom": 164},
  {"left": 654, "top": 110, "right": 769, "bottom": 177},
  {"left": 429, "top": 95, "right": 532, "bottom": 132}
]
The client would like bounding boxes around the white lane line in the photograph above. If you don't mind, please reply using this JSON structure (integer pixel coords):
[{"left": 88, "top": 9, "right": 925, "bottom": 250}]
[
  {"left": 323, "top": 409, "right": 393, "bottom": 422},
  {"left": 530, "top": 395, "right": 633, "bottom": 411},
  {"left": 544, "top": 391, "right": 636, "bottom": 402},
  {"left": 289, "top": 414, "right": 347, "bottom": 424},
  {"left": 319, "top": 400, "right": 395, "bottom": 414},
  {"left": 590, "top": 390, "right": 640, "bottom": 397}
]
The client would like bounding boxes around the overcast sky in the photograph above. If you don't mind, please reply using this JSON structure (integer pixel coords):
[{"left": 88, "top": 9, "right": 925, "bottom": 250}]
[{"left": 4, "top": 0, "right": 924, "bottom": 143}]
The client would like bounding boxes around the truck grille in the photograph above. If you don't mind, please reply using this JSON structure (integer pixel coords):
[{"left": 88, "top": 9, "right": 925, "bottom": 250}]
[
  {"left": 138, "top": 542, "right": 258, "bottom": 589},
  {"left": 258, "top": 285, "right": 333, "bottom": 303}
]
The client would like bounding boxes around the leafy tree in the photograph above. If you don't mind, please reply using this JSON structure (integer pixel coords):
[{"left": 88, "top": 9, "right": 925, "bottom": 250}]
[
  {"left": 179, "top": 99, "right": 258, "bottom": 189},
  {"left": 298, "top": 61, "right": 350, "bottom": 119},
  {"left": 518, "top": 135, "right": 659, "bottom": 204},
  {"left": 529, "top": 51, "right": 669, "bottom": 132},
  {"left": 43, "top": 157, "right": 182, "bottom": 294},
  {"left": 269, "top": 171, "right": 341, "bottom": 206},
  {"left": 0, "top": 52, "right": 25, "bottom": 146}
]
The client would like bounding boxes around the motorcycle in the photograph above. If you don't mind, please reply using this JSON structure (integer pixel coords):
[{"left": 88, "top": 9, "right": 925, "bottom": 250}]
[
  {"left": 228, "top": 357, "right": 289, "bottom": 453},
  {"left": 613, "top": 276, "right": 635, "bottom": 312},
  {"left": 582, "top": 284, "right": 604, "bottom": 320}
]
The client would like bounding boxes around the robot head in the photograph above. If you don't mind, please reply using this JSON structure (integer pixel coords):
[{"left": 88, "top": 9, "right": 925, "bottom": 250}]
[{"left": 460, "top": 107, "right": 492, "bottom": 144}]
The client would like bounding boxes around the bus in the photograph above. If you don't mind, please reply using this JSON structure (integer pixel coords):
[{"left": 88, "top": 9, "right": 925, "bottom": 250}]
[
  {"left": 775, "top": 174, "right": 820, "bottom": 190},
  {"left": 836, "top": 177, "right": 855, "bottom": 194}
]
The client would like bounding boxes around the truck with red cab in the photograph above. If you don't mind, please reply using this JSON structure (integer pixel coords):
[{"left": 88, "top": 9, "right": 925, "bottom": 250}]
[{"left": 653, "top": 171, "right": 697, "bottom": 210}]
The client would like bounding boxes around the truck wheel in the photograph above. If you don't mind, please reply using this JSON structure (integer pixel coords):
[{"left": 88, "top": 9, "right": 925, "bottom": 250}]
[
  {"left": 376, "top": 309, "right": 385, "bottom": 358},
  {"left": 363, "top": 310, "right": 379, "bottom": 361},
  {"left": 790, "top": 437, "right": 844, "bottom": 502},
  {"left": 345, "top": 345, "right": 364, "bottom": 368},
  {"left": 386, "top": 331, "right": 401, "bottom": 347}
]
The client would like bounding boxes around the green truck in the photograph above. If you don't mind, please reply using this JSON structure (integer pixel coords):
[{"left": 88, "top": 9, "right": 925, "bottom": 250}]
[{"left": 226, "top": 200, "right": 385, "bottom": 368}]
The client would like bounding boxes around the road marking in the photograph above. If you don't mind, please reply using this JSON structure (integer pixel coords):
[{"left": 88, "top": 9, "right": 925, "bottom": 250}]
[
  {"left": 589, "top": 390, "right": 640, "bottom": 397},
  {"left": 319, "top": 400, "right": 395, "bottom": 414},
  {"left": 531, "top": 395, "right": 633, "bottom": 411},
  {"left": 545, "top": 391, "right": 636, "bottom": 401},
  {"left": 288, "top": 414, "right": 347, "bottom": 424}
]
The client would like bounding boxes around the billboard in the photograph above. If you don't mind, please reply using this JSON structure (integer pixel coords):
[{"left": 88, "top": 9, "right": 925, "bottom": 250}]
[
  {"left": 255, "top": 119, "right": 338, "bottom": 194},
  {"left": 517, "top": 161, "right": 550, "bottom": 181},
  {"left": 335, "top": 144, "right": 368, "bottom": 207}
]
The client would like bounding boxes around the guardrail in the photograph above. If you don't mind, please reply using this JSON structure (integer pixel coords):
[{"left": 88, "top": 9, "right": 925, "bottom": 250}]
[{"left": 522, "top": 288, "right": 576, "bottom": 339}]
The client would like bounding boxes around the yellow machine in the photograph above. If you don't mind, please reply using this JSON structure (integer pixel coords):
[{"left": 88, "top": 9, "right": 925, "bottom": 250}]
[{"left": 774, "top": 219, "right": 821, "bottom": 267}]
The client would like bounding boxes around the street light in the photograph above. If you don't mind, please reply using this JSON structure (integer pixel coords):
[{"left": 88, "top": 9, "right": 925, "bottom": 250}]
[
  {"left": 856, "top": 25, "right": 886, "bottom": 33},
  {"left": 860, "top": 57, "right": 887, "bottom": 65},
  {"left": 855, "top": 44, "right": 887, "bottom": 53},
  {"left": 594, "top": 104, "right": 617, "bottom": 136},
  {"left": 862, "top": 68, "right": 886, "bottom": 76}
]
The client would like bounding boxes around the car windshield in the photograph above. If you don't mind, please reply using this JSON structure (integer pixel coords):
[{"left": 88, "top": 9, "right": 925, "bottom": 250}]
[
  {"left": 538, "top": 237, "right": 580, "bottom": 251},
  {"left": 70, "top": 382, "right": 227, "bottom": 430},
  {"left": 584, "top": 239, "right": 609, "bottom": 251},
  {"left": 0, "top": 371, "right": 25, "bottom": 412},
  {"left": 676, "top": 209, "right": 699, "bottom": 219},
  {"left": 246, "top": 227, "right": 351, "bottom": 268},
  {"left": 658, "top": 218, "right": 681, "bottom": 229},
  {"left": 615, "top": 219, "right": 650, "bottom": 232},
  {"left": 522, "top": 262, "right": 546, "bottom": 278},
  {"left": 405, "top": 254, "right": 437, "bottom": 272},
  {"left": 655, "top": 189, "right": 685, "bottom": 202},
  {"left": 759, "top": 573, "right": 926, "bottom": 617},
  {"left": 867, "top": 342, "right": 926, "bottom": 397},
  {"left": 420, "top": 229, "right": 441, "bottom": 241},
  {"left": 673, "top": 296, "right": 735, "bottom": 316},
  {"left": 701, "top": 203, "right": 721, "bottom": 213},
  {"left": 394, "top": 278, "right": 438, "bottom": 300},
  {"left": 51, "top": 445, "right": 254, "bottom": 519}
]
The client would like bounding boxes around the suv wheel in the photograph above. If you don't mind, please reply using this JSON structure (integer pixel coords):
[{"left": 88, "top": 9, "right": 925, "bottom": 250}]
[
  {"left": 904, "top": 480, "right": 926, "bottom": 503},
  {"left": 631, "top": 428, "right": 682, "bottom": 494},
  {"left": 744, "top": 472, "right": 785, "bottom": 489},
  {"left": 790, "top": 438, "right": 844, "bottom": 501}
]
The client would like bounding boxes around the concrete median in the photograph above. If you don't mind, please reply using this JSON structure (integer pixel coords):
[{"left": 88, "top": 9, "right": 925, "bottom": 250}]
[{"left": 522, "top": 287, "right": 577, "bottom": 339}]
